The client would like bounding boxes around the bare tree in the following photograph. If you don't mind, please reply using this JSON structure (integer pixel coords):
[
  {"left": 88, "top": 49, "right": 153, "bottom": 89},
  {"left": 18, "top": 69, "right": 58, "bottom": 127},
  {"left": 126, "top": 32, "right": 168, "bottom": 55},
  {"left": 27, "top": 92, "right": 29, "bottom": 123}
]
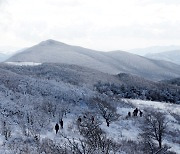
[
  {"left": 42, "top": 101, "right": 57, "bottom": 117},
  {"left": 141, "top": 111, "right": 168, "bottom": 153},
  {"left": 93, "top": 98, "right": 119, "bottom": 127},
  {"left": 62, "top": 117, "right": 119, "bottom": 153},
  {"left": 1, "top": 120, "right": 11, "bottom": 140},
  {"left": 39, "top": 138, "right": 65, "bottom": 154}
]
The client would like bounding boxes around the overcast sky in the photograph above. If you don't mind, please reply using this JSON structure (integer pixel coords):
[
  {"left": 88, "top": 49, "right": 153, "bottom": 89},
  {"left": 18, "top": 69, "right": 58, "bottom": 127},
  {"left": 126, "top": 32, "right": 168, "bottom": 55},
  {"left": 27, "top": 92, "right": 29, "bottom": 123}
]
[{"left": 0, "top": 0, "right": 180, "bottom": 53}]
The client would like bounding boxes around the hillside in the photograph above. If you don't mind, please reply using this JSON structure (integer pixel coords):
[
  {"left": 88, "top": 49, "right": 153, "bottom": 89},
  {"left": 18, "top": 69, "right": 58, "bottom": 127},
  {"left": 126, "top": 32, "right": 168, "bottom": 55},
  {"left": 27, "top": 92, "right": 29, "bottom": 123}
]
[
  {"left": 6, "top": 39, "right": 180, "bottom": 81},
  {"left": 145, "top": 50, "right": 180, "bottom": 65},
  {"left": 1, "top": 63, "right": 180, "bottom": 104},
  {"left": 0, "top": 63, "right": 179, "bottom": 153},
  {"left": 0, "top": 63, "right": 122, "bottom": 89},
  {"left": 161, "top": 77, "right": 180, "bottom": 86}
]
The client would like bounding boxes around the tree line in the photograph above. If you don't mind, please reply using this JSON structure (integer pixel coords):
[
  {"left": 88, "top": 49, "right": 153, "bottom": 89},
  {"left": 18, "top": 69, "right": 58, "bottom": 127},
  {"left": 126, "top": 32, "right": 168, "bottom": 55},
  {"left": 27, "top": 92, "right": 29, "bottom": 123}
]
[{"left": 94, "top": 82, "right": 180, "bottom": 104}]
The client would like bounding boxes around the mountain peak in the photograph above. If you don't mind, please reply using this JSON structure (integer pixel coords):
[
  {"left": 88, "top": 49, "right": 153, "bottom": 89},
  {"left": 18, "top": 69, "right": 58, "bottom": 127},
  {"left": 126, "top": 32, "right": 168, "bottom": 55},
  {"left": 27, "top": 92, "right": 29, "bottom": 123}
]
[
  {"left": 6, "top": 40, "right": 180, "bottom": 81},
  {"left": 39, "top": 39, "right": 67, "bottom": 46}
]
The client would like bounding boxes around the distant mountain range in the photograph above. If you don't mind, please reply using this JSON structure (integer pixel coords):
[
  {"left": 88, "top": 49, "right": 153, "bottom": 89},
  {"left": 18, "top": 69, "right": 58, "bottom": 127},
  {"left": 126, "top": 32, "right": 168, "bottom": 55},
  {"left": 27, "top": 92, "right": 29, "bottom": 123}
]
[
  {"left": 128, "top": 45, "right": 180, "bottom": 56},
  {"left": 6, "top": 39, "right": 180, "bottom": 81},
  {"left": 145, "top": 50, "right": 180, "bottom": 65}
]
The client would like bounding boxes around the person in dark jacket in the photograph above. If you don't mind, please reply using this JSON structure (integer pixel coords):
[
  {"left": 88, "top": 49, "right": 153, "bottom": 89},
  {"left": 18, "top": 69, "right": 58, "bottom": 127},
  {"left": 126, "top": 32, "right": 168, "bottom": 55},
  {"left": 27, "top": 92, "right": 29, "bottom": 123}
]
[
  {"left": 106, "top": 119, "right": 110, "bottom": 127},
  {"left": 55, "top": 123, "right": 59, "bottom": 134},
  {"left": 60, "top": 119, "right": 63, "bottom": 129},
  {"left": 133, "top": 108, "right": 138, "bottom": 116},
  {"left": 139, "top": 110, "right": 143, "bottom": 117},
  {"left": 78, "top": 117, "right": 82, "bottom": 123},
  {"left": 91, "top": 116, "right": 95, "bottom": 124}
]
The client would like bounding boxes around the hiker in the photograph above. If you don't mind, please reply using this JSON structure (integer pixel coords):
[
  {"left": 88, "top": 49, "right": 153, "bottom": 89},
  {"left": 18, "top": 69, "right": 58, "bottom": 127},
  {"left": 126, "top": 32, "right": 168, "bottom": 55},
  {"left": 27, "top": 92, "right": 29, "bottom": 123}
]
[
  {"left": 78, "top": 116, "right": 82, "bottom": 123},
  {"left": 55, "top": 123, "right": 59, "bottom": 134},
  {"left": 91, "top": 116, "right": 95, "bottom": 124},
  {"left": 139, "top": 110, "right": 143, "bottom": 117},
  {"left": 106, "top": 119, "right": 110, "bottom": 127},
  {"left": 128, "top": 112, "right": 131, "bottom": 117},
  {"left": 60, "top": 119, "right": 63, "bottom": 129},
  {"left": 133, "top": 108, "right": 138, "bottom": 116}
]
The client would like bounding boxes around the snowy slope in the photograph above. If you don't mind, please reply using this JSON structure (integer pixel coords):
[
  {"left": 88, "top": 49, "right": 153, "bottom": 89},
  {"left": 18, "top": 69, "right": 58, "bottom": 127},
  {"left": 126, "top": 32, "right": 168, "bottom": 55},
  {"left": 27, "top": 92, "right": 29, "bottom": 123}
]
[
  {"left": 119, "top": 99, "right": 180, "bottom": 153},
  {"left": 0, "top": 63, "right": 179, "bottom": 153},
  {"left": 0, "top": 63, "right": 122, "bottom": 88},
  {"left": 5, "top": 62, "right": 41, "bottom": 66},
  {"left": 32, "top": 99, "right": 180, "bottom": 153},
  {"left": 6, "top": 39, "right": 180, "bottom": 81}
]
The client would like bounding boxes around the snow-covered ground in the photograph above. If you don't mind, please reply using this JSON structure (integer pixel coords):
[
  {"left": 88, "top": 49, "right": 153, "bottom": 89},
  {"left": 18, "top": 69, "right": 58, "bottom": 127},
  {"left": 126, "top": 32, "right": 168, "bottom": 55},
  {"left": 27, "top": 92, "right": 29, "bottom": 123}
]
[
  {"left": 120, "top": 99, "right": 180, "bottom": 153},
  {"left": 37, "top": 99, "right": 180, "bottom": 153},
  {"left": 5, "top": 62, "right": 41, "bottom": 66},
  {"left": 128, "top": 99, "right": 180, "bottom": 115},
  {"left": 0, "top": 97, "right": 179, "bottom": 153},
  {"left": 0, "top": 63, "right": 179, "bottom": 153}
]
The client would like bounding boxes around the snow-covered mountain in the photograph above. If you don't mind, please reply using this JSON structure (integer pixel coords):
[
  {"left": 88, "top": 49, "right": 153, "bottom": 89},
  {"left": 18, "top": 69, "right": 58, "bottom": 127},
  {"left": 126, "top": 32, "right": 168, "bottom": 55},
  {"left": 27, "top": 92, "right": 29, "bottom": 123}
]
[
  {"left": 145, "top": 50, "right": 180, "bottom": 65},
  {"left": 6, "top": 39, "right": 180, "bottom": 81}
]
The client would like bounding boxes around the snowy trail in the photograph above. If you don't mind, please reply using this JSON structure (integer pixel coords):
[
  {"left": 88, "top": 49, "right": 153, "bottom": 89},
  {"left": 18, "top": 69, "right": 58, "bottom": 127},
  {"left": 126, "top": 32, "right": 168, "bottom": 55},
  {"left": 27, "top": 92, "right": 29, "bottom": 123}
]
[{"left": 124, "top": 99, "right": 180, "bottom": 115}]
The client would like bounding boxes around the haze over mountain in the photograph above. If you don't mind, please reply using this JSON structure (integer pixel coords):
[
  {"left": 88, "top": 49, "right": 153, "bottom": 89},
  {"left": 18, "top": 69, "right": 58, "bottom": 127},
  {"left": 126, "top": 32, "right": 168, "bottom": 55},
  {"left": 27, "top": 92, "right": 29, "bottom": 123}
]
[
  {"left": 128, "top": 45, "right": 180, "bottom": 56},
  {"left": 0, "top": 52, "right": 9, "bottom": 62},
  {"left": 6, "top": 39, "right": 180, "bottom": 81},
  {"left": 145, "top": 50, "right": 180, "bottom": 65}
]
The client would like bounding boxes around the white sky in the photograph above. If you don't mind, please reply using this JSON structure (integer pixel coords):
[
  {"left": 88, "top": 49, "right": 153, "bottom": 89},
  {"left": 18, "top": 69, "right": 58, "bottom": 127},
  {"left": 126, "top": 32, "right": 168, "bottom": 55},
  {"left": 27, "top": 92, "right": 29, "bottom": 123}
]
[{"left": 0, "top": 0, "right": 180, "bottom": 53}]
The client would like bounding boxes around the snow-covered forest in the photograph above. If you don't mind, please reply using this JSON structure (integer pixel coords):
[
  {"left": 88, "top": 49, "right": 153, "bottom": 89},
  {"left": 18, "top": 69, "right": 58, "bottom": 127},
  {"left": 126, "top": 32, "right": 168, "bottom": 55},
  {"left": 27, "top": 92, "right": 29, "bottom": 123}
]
[{"left": 0, "top": 63, "right": 179, "bottom": 154}]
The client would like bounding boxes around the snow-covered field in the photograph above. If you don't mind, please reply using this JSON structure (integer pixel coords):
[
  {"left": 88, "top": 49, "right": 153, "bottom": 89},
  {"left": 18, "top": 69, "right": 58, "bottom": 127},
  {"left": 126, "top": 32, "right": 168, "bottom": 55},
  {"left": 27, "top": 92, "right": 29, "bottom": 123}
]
[
  {"left": 0, "top": 98, "right": 179, "bottom": 153},
  {"left": 9, "top": 99, "right": 177, "bottom": 154},
  {"left": 124, "top": 99, "right": 180, "bottom": 153},
  {"left": 129, "top": 99, "right": 180, "bottom": 115},
  {"left": 5, "top": 62, "right": 41, "bottom": 66}
]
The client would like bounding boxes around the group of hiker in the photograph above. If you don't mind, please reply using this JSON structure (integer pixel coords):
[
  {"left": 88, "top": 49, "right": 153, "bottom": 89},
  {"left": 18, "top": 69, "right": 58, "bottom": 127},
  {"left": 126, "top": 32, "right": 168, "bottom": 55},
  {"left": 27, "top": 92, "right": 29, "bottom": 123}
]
[
  {"left": 55, "top": 108, "right": 143, "bottom": 134},
  {"left": 77, "top": 115, "right": 95, "bottom": 124},
  {"left": 55, "top": 115, "right": 95, "bottom": 134},
  {"left": 128, "top": 108, "right": 143, "bottom": 117}
]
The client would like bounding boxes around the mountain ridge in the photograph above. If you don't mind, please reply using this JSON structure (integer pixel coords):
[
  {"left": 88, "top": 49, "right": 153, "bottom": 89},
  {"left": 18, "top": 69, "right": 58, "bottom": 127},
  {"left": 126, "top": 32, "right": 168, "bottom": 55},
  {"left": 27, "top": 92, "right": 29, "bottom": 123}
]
[
  {"left": 128, "top": 45, "right": 180, "bottom": 56},
  {"left": 6, "top": 39, "right": 180, "bottom": 81}
]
